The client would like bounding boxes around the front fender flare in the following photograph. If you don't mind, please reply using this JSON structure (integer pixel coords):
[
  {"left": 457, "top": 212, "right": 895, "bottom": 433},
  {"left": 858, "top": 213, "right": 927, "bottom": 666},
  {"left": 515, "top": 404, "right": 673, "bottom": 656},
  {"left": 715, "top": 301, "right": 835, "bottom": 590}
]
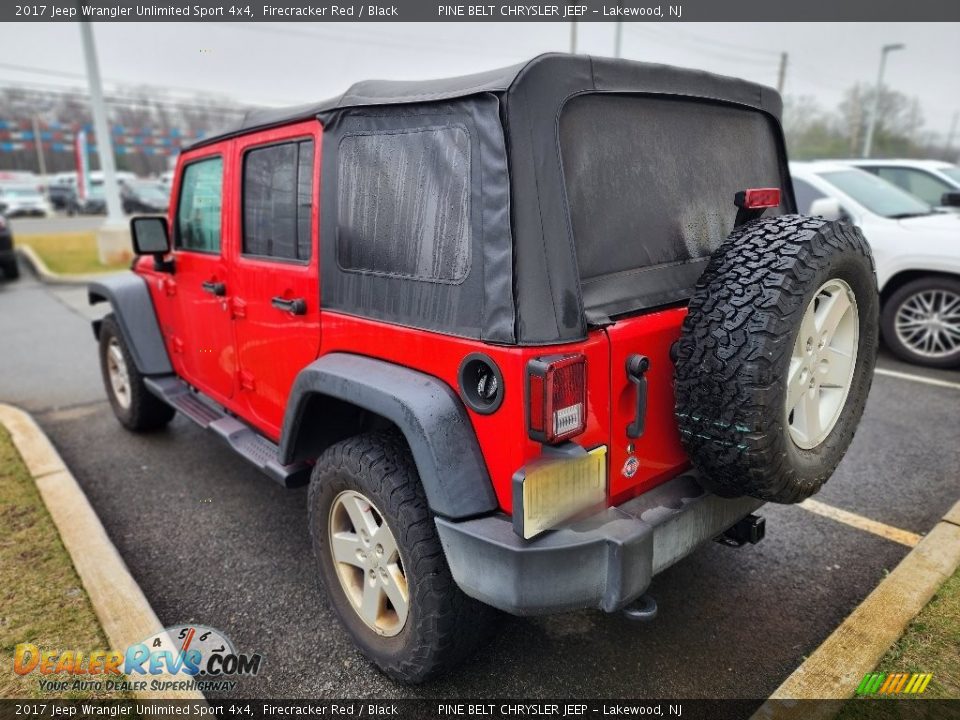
[
  {"left": 88, "top": 273, "right": 172, "bottom": 375},
  {"left": 280, "top": 354, "right": 498, "bottom": 520}
]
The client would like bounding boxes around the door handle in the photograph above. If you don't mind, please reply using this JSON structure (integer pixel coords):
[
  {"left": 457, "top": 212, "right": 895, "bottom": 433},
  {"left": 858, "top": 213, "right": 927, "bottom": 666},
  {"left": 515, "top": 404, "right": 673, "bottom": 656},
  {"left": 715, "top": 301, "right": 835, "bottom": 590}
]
[
  {"left": 271, "top": 296, "right": 307, "bottom": 315},
  {"left": 626, "top": 354, "right": 650, "bottom": 439},
  {"left": 201, "top": 281, "right": 226, "bottom": 296}
]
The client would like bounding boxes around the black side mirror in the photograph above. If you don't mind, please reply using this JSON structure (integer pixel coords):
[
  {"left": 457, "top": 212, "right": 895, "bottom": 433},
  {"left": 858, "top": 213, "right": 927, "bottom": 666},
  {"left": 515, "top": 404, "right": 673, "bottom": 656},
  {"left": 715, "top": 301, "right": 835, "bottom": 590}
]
[
  {"left": 130, "top": 216, "right": 174, "bottom": 273},
  {"left": 941, "top": 191, "right": 960, "bottom": 208}
]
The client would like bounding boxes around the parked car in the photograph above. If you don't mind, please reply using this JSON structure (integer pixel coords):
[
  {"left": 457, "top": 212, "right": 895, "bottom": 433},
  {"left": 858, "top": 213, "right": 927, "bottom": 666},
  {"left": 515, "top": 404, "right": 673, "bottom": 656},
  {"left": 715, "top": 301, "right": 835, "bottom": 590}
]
[
  {"left": 792, "top": 161, "right": 960, "bottom": 368},
  {"left": 0, "top": 183, "right": 52, "bottom": 218},
  {"left": 844, "top": 159, "right": 960, "bottom": 212},
  {"left": 90, "top": 55, "right": 879, "bottom": 682},
  {"left": 47, "top": 183, "right": 78, "bottom": 211},
  {"left": 0, "top": 213, "right": 17, "bottom": 280},
  {"left": 121, "top": 180, "right": 170, "bottom": 214},
  {"left": 68, "top": 181, "right": 107, "bottom": 215}
]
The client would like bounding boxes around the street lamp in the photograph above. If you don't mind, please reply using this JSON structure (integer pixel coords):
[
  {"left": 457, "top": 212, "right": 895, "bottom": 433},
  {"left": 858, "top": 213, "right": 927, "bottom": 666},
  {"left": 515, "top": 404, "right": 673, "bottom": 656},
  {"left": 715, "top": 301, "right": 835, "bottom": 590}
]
[{"left": 862, "top": 43, "right": 905, "bottom": 158}]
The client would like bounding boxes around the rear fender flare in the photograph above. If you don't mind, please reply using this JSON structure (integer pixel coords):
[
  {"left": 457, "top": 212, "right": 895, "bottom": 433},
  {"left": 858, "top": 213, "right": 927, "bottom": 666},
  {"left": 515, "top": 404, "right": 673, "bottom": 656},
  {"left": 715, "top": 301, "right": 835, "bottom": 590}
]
[{"left": 280, "top": 354, "right": 498, "bottom": 520}]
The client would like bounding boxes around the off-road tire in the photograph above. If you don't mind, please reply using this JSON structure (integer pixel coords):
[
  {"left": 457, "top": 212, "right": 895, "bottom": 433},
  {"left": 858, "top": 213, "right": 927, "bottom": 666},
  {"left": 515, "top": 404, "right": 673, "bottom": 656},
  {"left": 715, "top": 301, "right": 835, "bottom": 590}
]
[
  {"left": 674, "top": 215, "right": 878, "bottom": 503},
  {"left": 98, "top": 314, "right": 176, "bottom": 431},
  {"left": 881, "top": 275, "right": 960, "bottom": 369},
  {"left": 1, "top": 256, "right": 20, "bottom": 280},
  {"left": 308, "top": 431, "right": 498, "bottom": 683}
]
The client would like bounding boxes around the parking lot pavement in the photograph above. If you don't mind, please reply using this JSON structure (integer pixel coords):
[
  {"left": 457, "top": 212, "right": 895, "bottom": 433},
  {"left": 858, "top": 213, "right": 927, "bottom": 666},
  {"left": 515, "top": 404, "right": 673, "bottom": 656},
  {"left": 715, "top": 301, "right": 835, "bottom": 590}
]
[
  {"left": 1, "top": 265, "right": 958, "bottom": 699},
  {"left": 9, "top": 215, "right": 106, "bottom": 235}
]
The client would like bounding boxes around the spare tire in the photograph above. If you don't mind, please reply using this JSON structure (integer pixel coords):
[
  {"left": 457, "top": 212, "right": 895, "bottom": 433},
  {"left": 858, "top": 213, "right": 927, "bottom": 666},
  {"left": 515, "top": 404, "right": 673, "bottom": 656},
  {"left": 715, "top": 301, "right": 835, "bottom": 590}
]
[{"left": 674, "top": 215, "right": 878, "bottom": 503}]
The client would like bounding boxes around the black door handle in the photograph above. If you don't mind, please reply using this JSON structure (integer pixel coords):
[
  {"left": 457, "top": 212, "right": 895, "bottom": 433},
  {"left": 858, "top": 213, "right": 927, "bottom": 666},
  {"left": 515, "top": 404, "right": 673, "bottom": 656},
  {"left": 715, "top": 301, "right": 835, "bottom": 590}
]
[
  {"left": 271, "top": 296, "right": 307, "bottom": 315},
  {"left": 201, "top": 281, "right": 226, "bottom": 296},
  {"left": 626, "top": 354, "right": 650, "bottom": 439}
]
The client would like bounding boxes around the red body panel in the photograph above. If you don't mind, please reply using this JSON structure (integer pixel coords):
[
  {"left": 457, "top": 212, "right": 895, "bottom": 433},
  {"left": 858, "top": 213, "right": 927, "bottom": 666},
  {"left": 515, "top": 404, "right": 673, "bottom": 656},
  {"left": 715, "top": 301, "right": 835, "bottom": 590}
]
[{"left": 140, "top": 121, "right": 693, "bottom": 516}]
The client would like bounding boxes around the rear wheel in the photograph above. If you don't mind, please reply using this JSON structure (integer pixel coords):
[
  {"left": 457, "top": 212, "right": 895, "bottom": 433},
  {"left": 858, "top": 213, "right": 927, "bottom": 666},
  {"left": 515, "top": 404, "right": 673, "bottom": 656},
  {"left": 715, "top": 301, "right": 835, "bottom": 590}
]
[
  {"left": 674, "top": 215, "right": 879, "bottom": 503},
  {"left": 308, "top": 432, "right": 497, "bottom": 683},
  {"left": 98, "top": 314, "right": 175, "bottom": 431},
  {"left": 881, "top": 276, "right": 960, "bottom": 368},
  {"left": 1, "top": 256, "right": 18, "bottom": 280}
]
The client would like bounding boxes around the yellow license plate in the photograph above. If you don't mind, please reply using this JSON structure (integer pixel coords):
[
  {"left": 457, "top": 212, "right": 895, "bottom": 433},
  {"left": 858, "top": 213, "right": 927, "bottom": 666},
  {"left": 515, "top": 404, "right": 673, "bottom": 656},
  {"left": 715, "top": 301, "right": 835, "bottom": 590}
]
[{"left": 517, "top": 446, "right": 607, "bottom": 539}]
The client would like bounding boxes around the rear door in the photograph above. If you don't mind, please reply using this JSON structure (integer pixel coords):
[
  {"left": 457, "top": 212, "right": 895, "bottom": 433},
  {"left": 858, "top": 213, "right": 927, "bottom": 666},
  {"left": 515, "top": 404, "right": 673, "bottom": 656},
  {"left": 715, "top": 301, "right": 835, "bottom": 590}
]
[
  {"left": 169, "top": 152, "right": 236, "bottom": 403},
  {"left": 229, "top": 121, "right": 322, "bottom": 438}
]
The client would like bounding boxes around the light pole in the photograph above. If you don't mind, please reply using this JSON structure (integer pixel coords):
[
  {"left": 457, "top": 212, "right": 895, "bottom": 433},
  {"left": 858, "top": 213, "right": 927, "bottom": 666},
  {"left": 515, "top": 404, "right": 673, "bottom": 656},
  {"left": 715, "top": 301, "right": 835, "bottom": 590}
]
[{"left": 862, "top": 43, "right": 904, "bottom": 158}]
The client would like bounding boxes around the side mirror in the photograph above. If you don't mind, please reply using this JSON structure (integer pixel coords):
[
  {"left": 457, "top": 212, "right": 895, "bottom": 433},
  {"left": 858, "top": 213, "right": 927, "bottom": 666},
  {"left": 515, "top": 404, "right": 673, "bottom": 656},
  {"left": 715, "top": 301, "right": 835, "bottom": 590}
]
[
  {"left": 809, "top": 197, "right": 844, "bottom": 222},
  {"left": 941, "top": 191, "right": 960, "bottom": 208},
  {"left": 130, "top": 216, "right": 173, "bottom": 273}
]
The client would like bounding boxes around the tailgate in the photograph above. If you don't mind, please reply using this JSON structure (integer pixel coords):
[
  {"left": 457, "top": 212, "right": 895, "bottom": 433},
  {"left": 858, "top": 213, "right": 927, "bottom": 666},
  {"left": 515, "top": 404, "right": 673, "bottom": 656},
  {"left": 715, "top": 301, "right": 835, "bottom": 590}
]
[{"left": 603, "top": 308, "right": 691, "bottom": 504}]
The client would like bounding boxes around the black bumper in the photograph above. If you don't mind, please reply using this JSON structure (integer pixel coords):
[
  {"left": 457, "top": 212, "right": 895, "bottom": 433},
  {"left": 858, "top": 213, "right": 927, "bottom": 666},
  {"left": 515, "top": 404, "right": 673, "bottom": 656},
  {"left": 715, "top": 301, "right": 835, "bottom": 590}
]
[{"left": 435, "top": 472, "right": 763, "bottom": 615}]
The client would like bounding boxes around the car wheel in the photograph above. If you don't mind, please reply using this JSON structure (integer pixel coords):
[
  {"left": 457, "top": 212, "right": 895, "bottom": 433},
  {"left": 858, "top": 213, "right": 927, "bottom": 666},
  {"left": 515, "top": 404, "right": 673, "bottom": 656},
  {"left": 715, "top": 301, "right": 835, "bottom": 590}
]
[
  {"left": 881, "top": 276, "right": 960, "bottom": 369},
  {"left": 1, "top": 256, "right": 20, "bottom": 280},
  {"left": 98, "top": 314, "right": 176, "bottom": 432},
  {"left": 674, "top": 215, "right": 879, "bottom": 503},
  {"left": 308, "top": 431, "right": 498, "bottom": 683}
]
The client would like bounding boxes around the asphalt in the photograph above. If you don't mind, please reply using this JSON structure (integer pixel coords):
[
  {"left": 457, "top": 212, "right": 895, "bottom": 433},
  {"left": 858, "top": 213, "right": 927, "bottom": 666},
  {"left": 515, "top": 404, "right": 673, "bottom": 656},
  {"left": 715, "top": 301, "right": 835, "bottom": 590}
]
[{"left": 1, "top": 259, "right": 958, "bottom": 700}]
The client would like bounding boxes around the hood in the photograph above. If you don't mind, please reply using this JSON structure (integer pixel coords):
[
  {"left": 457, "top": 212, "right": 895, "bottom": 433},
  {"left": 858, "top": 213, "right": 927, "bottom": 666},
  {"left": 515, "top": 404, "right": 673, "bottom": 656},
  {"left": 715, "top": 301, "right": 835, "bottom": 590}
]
[{"left": 897, "top": 212, "right": 960, "bottom": 233}]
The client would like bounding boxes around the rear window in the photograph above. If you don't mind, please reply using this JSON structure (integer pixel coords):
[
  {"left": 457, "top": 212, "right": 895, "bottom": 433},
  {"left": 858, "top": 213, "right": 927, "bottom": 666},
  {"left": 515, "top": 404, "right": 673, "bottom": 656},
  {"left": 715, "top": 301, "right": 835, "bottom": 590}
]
[
  {"left": 559, "top": 94, "right": 786, "bottom": 316},
  {"left": 336, "top": 127, "right": 471, "bottom": 284}
]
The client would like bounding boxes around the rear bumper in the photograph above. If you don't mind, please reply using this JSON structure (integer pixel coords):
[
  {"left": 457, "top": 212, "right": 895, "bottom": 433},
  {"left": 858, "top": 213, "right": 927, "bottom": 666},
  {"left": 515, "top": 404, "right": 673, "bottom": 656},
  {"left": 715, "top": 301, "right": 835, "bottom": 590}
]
[{"left": 435, "top": 472, "right": 762, "bottom": 615}]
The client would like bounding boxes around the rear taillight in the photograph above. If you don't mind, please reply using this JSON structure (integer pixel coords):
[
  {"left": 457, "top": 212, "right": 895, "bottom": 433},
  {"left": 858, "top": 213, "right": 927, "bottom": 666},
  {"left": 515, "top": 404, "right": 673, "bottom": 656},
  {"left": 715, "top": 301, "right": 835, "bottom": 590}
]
[
  {"left": 527, "top": 354, "right": 587, "bottom": 444},
  {"left": 737, "top": 187, "right": 781, "bottom": 209}
]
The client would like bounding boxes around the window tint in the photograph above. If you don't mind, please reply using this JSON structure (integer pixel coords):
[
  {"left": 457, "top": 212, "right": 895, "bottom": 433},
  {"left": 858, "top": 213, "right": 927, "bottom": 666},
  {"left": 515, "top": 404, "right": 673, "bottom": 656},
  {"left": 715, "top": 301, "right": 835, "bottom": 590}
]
[
  {"left": 820, "top": 170, "right": 932, "bottom": 218},
  {"left": 874, "top": 167, "right": 952, "bottom": 206},
  {"left": 337, "top": 127, "right": 471, "bottom": 283},
  {"left": 176, "top": 157, "right": 223, "bottom": 253},
  {"left": 242, "top": 140, "right": 314, "bottom": 261},
  {"left": 791, "top": 178, "right": 827, "bottom": 214}
]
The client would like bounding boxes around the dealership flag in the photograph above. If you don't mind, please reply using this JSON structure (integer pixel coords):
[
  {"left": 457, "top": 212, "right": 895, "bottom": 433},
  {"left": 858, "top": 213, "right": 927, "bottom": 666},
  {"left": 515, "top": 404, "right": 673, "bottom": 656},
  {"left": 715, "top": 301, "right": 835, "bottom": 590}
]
[{"left": 75, "top": 129, "right": 89, "bottom": 201}]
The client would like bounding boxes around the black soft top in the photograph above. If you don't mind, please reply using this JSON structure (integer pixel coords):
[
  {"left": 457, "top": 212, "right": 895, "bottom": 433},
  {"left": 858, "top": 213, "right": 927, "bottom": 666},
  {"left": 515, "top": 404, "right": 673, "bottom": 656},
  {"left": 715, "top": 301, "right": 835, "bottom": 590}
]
[
  {"left": 189, "top": 54, "right": 789, "bottom": 346},
  {"left": 187, "top": 53, "right": 782, "bottom": 151}
]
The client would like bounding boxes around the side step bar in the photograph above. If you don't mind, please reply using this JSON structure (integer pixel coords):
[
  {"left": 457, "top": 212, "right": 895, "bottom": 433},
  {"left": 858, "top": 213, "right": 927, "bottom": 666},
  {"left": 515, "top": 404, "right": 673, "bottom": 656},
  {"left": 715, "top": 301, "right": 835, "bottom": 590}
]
[{"left": 144, "top": 375, "right": 311, "bottom": 488}]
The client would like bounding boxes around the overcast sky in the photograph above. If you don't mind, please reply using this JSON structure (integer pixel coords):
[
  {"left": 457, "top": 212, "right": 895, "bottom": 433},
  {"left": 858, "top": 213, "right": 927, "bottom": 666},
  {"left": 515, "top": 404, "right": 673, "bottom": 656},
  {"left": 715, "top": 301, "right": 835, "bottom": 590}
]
[{"left": 2, "top": 22, "right": 958, "bottom": 137}]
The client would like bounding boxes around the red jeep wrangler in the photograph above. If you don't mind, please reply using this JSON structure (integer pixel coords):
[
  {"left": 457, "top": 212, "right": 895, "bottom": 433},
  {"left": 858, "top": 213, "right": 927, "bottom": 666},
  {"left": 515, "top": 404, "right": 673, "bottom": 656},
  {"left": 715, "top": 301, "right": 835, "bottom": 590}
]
[{"left": 90, "top": 54, "right": 878, "bottom": 682}]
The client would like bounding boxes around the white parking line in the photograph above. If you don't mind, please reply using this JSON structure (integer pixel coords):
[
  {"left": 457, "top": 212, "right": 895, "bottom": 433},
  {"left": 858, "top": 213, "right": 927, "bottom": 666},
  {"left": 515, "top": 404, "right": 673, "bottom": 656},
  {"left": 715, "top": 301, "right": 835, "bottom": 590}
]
[
  {"left": 799, "top": 498, "right": 922, "bottom": 548},
  {"left": 874, "top": 367, "right": 960, "bottom": 391}
]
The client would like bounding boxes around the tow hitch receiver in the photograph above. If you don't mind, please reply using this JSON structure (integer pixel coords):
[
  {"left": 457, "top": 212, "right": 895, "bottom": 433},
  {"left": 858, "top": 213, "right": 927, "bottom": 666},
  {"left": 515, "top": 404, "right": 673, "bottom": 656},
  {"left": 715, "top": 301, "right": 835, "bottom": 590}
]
[{"left": 717, "top": 514, "right": 766, "bottom": 547}]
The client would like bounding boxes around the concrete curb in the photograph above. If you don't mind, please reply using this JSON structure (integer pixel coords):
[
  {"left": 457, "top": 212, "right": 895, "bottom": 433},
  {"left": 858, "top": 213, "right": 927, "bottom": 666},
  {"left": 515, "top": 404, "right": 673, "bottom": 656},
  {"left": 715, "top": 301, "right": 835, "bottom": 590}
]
[
  {"left": 16, "top": 245, "right": 121, "bottom": 286},
  {"left": 752, "top": 498, "right": 960, "bottom": 718},
  {"left": 0, "top": 403, "right": 204, "bottom": 701}
]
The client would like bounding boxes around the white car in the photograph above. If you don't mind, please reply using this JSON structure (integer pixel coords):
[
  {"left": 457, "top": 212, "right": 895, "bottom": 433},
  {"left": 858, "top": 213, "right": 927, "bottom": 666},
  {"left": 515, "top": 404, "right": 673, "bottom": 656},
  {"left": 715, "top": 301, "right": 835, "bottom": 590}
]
[
  {"left": 842, "top": 159, "right": 960, "bottom": 212},
  {"left": 791, "top": 161, "right": 960, "bottom": 368},
  {"left": 0, "top": 183, "right": 52, "bottom": 218}
]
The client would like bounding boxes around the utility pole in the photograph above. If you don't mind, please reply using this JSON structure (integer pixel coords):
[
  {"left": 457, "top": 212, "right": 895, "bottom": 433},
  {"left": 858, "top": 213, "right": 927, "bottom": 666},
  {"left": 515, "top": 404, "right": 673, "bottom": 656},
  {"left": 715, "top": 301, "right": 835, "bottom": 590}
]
[
  {"left": 31, "top": 115, "right": 48, "bottom": 201},
  {"left": 945, "top": 112, "right": 958, "bottom": 157},
  {"left": 570, "top": 22, "right": 577, "bottom": 54},
  {"left": 614, "top": 21, "right": 623, "bottom": 58},
  {"left": 79, "top": 20, "right": 128, "bottom": 263},
  {"left": 863, "top": 42, "right": 905, "bottom": 158},
  {"left": 776, "top": 52, "right": 788, "bottom": 94}
]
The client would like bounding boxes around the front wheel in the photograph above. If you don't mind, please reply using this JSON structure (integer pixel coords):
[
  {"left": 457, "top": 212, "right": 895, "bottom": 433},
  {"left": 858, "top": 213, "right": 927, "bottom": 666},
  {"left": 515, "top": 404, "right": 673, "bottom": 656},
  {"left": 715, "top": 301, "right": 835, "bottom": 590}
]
[
  {"left": 881, "top": 276, "right": 960, "bottom": 368},
  {"left": 308, "top": 432, "right": 497, "bottom": 683}
]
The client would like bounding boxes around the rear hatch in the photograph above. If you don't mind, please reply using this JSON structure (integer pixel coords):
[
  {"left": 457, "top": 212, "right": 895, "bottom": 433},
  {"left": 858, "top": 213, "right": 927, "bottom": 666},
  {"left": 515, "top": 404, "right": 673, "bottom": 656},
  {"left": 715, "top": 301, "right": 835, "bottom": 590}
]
[{"left": 559, "top": 93, "right": 789, "bottom": 503}]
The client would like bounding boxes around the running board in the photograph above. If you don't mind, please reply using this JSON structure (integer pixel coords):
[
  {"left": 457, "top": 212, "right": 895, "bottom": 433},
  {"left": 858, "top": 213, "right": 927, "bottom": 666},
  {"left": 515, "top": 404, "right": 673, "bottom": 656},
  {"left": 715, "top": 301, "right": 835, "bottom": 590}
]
[{"left": 144, "top": 376, "right": 311, "bottom": 488}]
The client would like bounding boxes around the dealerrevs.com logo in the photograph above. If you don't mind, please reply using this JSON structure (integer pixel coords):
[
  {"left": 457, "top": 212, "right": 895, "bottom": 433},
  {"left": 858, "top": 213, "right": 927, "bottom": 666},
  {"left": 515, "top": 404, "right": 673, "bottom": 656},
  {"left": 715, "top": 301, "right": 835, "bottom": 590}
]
[{"left": 13, "top": 625, "right": 262, "bottom": 694}]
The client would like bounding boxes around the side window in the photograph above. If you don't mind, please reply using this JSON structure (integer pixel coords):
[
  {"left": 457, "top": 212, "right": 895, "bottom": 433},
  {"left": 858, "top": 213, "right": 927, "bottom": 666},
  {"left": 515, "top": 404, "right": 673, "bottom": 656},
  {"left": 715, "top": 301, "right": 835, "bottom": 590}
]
[
  {"left": 176, "top": 157, "right": 223, "bottom": 253},
  {"left": 877, "top": 167, "right": 950, "bottom": 206},
  {"left": 336, "top": 127, "right": 471, "bottom": 283},
  {"left": 792, "top": 178, "right": 827, "bottom": 214},
  {"left": 242, "top": 140, "right": 314, "bottom": 261}
]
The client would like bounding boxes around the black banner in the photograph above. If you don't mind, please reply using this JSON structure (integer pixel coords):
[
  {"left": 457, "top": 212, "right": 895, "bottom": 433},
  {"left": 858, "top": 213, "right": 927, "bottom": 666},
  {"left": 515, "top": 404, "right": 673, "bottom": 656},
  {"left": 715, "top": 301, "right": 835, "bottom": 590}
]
[
  {"left": 1, "top": 700, "right": 960, "bottom": 720},
  {"left": 3, "top": 0, "right": 960, "bottom": 22}
]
